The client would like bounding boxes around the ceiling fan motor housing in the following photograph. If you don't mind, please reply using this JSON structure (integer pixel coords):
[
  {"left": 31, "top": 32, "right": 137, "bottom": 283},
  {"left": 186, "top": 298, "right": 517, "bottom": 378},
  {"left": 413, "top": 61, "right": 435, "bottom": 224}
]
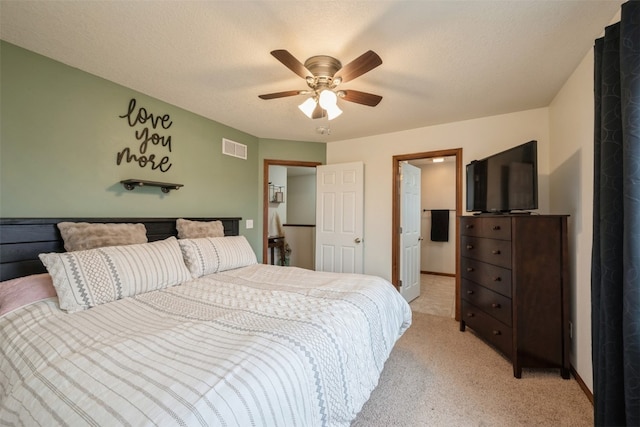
[
  {"left": 304, "top": 55, "right": 342, "bottom": 77},
  {"left": 304, "top": 55, "right": 342, "bottom": 89}
]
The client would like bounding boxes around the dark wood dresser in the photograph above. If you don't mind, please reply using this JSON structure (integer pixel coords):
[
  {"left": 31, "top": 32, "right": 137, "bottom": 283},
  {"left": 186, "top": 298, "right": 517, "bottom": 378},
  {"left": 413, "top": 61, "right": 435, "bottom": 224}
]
[{"left": 459, "top": 214, "right": 570, "bottom": 379}]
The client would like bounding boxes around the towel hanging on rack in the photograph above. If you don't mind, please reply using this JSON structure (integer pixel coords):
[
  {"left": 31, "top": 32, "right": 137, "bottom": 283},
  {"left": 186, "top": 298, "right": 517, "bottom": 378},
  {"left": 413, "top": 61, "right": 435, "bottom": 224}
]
[{"left": 430, "top": 210, "right": 449, "bottom": 242}]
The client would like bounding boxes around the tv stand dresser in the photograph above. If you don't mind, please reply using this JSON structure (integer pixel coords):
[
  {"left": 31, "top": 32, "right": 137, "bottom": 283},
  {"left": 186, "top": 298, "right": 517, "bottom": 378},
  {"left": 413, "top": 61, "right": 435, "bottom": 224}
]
[{"left": 459, "top": 214, "right": 570, "bottom": 379}]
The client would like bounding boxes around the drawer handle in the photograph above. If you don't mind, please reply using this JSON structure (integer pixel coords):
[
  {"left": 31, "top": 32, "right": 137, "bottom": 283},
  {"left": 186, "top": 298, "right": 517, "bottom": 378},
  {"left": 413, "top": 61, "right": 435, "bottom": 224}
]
[
  {"left": 466, "top": 312, "right": 475, "bottom": 318},
  {"left": 493, "top": 276, "right": 502, "bottom": 282},
  {"left": 492, "top": 330, "right": 501, "bottom": 336},
  {"left": 492, "top": 249, "right": 501, "bottom": 255},
  {"left": 465, "top": 224, "right": 474, "bottom": 229},
  {"left": 466, "top": 290, "right": 474, "bottom": 295},
  {"left": 492, "top": 225, "right": 501, "bottom": 231},
  {"left": 491, "top": 303, "right": 501, "bottom": 309},
  {"left": 466, "top": 244, "right": 474, "bottom": 250},
  {"left": 466, "top": 267, "right": 474, "bottom": 272}
]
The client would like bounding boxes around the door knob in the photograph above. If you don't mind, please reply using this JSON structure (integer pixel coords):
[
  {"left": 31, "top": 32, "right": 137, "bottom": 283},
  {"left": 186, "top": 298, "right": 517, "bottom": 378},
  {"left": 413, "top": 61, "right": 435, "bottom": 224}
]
[{"left": 354, "top": 238, "right": 362, "bottom": 244}]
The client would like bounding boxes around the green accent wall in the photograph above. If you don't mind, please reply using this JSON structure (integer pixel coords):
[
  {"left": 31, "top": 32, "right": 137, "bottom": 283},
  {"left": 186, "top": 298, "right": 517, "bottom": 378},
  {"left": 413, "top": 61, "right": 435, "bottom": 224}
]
[{"left": 0, "top": 41, "right": 326, "bottom": 254}]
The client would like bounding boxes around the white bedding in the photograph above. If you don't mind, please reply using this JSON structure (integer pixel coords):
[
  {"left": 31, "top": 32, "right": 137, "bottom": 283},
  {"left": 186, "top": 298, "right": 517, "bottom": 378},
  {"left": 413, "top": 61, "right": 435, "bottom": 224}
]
[{"left": 0, "top": 264, "right": 411, "bottom": 426}]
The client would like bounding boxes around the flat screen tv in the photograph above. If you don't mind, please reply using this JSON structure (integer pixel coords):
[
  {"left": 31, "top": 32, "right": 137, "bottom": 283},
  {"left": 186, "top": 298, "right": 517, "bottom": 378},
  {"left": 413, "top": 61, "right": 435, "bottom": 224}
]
[{"left": 466, "top": 140, "right": 538, "bottom": 214}]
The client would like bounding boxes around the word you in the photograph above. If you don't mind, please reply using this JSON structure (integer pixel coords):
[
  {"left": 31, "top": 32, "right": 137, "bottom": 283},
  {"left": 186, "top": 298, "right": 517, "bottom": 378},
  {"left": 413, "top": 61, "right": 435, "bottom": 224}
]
[{"left": 116, "top": 98, "right": 173, "bottom": 172}]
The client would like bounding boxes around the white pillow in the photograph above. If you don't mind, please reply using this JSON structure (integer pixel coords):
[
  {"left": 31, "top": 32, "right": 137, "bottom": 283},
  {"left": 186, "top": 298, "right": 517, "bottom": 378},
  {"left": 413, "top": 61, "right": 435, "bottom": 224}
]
[
  {"left": 179, "top": 236, "right": 257, "bottom": 278},
  {"left": 39, "top": 237, "right": 191, "bottom": 312}
]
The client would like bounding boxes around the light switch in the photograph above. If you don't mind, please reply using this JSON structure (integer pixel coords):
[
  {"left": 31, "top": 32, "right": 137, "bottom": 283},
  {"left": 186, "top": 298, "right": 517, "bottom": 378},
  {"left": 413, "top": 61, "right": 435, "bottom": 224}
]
[{"left": 246, "top": 219, "right": 253, "bottom": 229}]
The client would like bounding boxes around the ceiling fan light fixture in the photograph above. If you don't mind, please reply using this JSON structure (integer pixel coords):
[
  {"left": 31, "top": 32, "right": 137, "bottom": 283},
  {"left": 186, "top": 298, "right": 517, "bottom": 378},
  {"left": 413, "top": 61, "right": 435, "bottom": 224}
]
[
  {"left": 298, "top": 97, "right": 317, "bottom": 118},
  {"left": 260, "top": 49, "right": 383, "bottom": 120},
  {"left": 326, "top": 104, "right": 343, "bottom": 120},
  {"left": 318, "top": 89, "right": 338, "bottom": 110}
]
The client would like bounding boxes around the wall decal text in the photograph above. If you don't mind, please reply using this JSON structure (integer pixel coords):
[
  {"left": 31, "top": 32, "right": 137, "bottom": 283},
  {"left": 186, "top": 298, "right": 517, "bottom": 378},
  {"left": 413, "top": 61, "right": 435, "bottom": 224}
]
[{"left": 116, "top": 98, "right": 173, "bottom": 172}]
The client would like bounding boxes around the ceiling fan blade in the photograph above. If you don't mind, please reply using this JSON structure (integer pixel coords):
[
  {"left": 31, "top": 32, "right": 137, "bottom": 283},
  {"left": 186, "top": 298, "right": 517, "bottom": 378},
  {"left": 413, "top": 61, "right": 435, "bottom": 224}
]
[
  {"left": 311, "top": 103, "right": 324, "bottom": 119},
  {"left": 270, "top": 50, "right": 312, "bottom": 79},
  {"left": 340, "top": 90, "right": 383, "bottom": 107},
  {"left": 334, "top": 50, "right": 382, "bottom": 83},
  {"left": 258, "top": 90, "right": 302, "bottom": 100}
]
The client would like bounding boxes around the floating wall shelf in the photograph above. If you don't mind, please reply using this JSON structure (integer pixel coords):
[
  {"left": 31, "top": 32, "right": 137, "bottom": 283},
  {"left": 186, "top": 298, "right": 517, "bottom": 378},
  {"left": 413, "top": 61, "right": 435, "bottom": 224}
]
[{"left": 120, "top": 179, "right": 183, "bottom": 193}]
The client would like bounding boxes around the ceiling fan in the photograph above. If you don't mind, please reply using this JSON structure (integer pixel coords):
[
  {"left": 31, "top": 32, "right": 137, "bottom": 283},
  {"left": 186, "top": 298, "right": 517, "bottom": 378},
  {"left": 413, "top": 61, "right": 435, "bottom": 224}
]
[{"left": 259, "top": 49, "right": 383, "bottom": 120}]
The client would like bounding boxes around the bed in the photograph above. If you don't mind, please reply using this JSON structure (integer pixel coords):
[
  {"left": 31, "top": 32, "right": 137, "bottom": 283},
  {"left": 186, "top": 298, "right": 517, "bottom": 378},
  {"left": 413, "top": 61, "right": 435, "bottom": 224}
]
[{"left": 0, "top": 217, "right": 411, "bottom": 426}]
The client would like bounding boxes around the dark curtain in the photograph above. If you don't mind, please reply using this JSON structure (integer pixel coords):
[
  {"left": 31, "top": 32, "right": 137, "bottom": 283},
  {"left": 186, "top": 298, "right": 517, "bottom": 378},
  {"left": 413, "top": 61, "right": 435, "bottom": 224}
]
[{"left": 592, "top": 1, "right": 640, "bottom": 426}]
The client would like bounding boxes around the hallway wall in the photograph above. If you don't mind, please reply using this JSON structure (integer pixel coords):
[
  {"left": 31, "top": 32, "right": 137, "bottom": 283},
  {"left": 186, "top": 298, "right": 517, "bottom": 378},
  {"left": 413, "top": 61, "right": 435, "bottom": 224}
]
[{"left": 417, "top": 159, "right": 456, "bottom": 275}]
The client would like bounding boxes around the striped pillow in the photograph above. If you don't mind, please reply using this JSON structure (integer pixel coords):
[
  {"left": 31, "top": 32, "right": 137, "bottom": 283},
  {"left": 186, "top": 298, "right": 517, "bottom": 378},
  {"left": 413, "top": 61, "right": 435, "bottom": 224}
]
[
  {"left": 179, "top": 236, "right": 257, "bottom": 278},
  {"left": 39, "top": 237, "right": 192, "bottom": 312}
]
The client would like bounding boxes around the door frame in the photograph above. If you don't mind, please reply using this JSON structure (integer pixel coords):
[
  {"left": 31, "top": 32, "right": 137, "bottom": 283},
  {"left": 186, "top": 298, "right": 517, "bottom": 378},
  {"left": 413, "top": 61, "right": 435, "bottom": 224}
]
[
  {"left": 391, "top": 148, "right": 463, "bottom": 320},
  {"left": 263, "top": 159, "right": 322, "bottom": 264}
]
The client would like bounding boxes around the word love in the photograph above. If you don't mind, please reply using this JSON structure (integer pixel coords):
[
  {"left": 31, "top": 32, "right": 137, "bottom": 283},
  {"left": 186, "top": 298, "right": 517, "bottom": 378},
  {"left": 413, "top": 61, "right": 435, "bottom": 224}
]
[{"left": 116, "top": 98, "right": 173, "bottom": 172}]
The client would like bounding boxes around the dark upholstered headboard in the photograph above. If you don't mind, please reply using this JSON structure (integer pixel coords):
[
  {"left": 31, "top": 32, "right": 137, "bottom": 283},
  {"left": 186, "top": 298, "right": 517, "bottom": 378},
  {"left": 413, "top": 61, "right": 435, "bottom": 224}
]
[{"left": 0, "top": 217, "right": 241, "bottom": 282}]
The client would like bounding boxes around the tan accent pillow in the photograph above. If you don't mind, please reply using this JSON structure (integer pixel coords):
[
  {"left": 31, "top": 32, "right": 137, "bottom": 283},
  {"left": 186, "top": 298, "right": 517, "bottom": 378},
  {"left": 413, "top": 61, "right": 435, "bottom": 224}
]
[
  {"left": 57, "top": 222, "right": 148, "bottom": 252},
  {"left": 176, "top": 218, "right": 224, "bottom": 239}
]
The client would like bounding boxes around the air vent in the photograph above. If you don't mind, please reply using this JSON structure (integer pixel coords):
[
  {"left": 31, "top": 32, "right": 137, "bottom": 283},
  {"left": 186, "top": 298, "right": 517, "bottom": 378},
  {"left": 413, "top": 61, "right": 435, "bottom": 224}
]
[{"left": 222, "top": 138, "right": 247, "bottom": 160}]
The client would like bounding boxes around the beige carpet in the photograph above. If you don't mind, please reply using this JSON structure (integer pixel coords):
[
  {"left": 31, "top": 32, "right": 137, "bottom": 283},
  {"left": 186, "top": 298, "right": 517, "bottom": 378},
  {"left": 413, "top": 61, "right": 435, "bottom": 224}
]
[
  {"left": 409, "top": 274, "right": 456, "bottom": 318},
  {"left": 351, "top": 309, "right": 593, "bottom": 426}
]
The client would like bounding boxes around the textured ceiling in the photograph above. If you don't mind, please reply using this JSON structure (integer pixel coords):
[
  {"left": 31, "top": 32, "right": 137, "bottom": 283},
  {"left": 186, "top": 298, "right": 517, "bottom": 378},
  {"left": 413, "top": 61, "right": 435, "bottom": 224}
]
[{"left": 0, "top": 1, "right": 622, "bottom": 143}]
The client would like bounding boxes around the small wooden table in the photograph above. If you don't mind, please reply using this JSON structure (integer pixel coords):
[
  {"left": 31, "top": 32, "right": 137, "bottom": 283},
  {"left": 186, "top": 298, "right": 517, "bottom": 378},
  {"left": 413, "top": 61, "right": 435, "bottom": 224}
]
[{"left": 268, "top": 236, "right": 286, "bottom": 266}]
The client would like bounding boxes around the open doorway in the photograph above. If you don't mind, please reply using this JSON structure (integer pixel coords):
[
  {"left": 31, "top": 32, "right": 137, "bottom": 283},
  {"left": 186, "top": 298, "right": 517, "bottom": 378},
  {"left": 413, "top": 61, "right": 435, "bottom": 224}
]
[
  {"left": 262, "top": 159, "right": 322, "bottom": 266},
  {"left": 392, "top": 148, "right": 462, "bottom": 320}
]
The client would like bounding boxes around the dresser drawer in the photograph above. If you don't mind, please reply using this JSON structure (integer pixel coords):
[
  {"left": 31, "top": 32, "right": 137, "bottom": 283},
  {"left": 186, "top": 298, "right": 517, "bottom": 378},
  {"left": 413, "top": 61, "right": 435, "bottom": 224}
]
[
  {"left": 459, "top": 215, "right": 570, "bottom": 379},
  {"left": 461, "top": 235, "right": 512, "bottom": 269},
  {"left": 461, "top": 257, "right": 512, "bottom": 297},
  {"left": 460, "top": 217, "right": 511, "bottom": 240},
  {"left": 461, "top": 279, "right": 512, "bottom": 326},
  {"left": 462, "top": 300, "right": 512, "bottom": 358}
]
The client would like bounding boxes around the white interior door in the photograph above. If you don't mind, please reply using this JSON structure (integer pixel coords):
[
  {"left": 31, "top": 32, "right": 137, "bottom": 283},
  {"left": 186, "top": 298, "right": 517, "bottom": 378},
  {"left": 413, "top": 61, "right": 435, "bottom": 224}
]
[
  {"left": 315, "top": 162, "right": 364, "bottom": 273},
  {"left": 400, "top": 162, "right": 421, "bottom": 302}
]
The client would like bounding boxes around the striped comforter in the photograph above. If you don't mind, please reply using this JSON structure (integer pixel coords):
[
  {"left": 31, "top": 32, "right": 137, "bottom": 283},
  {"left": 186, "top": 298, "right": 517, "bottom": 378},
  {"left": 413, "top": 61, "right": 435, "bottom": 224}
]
[{"left": 0, "top": 264, "right": 411, "bottom": 426}]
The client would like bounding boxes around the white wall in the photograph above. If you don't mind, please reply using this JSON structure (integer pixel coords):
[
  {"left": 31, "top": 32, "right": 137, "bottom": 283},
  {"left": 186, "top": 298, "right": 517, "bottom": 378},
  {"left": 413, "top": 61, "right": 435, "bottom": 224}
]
[
  {"left": 545, "top": 8, "right": 621, "bottom": 393},
  {"left": 284, "top": 173, "right": 316, "bottom": 269},
  {"left": 419, "top": 160, "right": 456, "bottom": 274},
  {"left": 287, "top": 174, "right": 316, "bottom": 224},
  {"left": 270, "top": 167, "right": 316, "bottom": 267},
  {"left": 283, "top": 225, "right": 315, "bottom": 270},
  {"left": 548, "top": 48, "right": 596, "bottom": 391},
  {"left": 327, "top": 107, "right": 550, "bottom": 280}
]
